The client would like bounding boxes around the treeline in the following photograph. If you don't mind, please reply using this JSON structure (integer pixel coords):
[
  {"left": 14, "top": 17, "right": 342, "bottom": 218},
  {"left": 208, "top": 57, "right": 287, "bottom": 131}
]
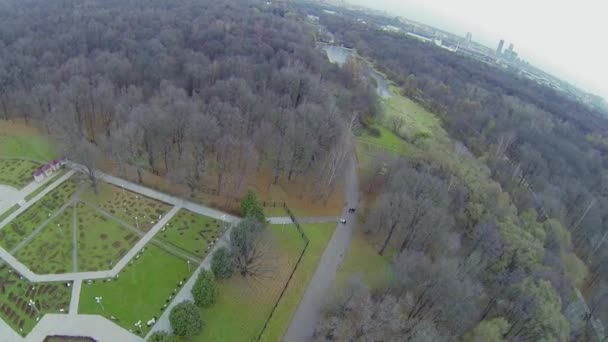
[
  {"left": 0, "top": 0, "right": 379, "bottom": 200},
  {"left": 298, "top": 4, "right": 608, "bottom": 342}
]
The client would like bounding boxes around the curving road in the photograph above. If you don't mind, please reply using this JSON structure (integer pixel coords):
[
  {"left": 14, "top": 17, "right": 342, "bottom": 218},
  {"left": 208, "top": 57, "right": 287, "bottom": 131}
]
[{"left": 284, "top": 155, "right": 359, "bottom": 341}]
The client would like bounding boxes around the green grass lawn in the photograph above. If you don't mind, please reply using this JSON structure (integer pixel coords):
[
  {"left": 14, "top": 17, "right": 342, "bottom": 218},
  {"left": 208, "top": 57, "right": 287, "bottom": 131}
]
[
  {"left": 0, "top": 131, "right": 56, "bottom": 161},
  {"left": 0, "top": 179, "right": 79, "bottom": 251},
  {"left": 191, "top": 225, "right": 305, "bottom": 342},
  {"left": 79, "top": 244, "right": 193, "bottom": 337},
  {"left": 0, "top": 264, "right": 71, "bottom": 336},
  {"left": 356, "top": 125, "right": 411, "bottom": 156},
  {"left": 75, "top": 202, "right": 141, "bottom": 271},
  {"left": 0, "top": 159, "right": 40, "bottom": 188},
  {"left": 81, "top": 183, "right": 171, "bottom": 232},
  {"left": 14, "top": 206, "right": 74, "bottom": 274},
  {"left": 260, "top": 223, "right": 336, "bottom": 341},
  {"left": 382, "top": 90, "right": 441, "bottom": 138},
  {"left": 157, "top": 209, "right": 225, "bottom": 258}
]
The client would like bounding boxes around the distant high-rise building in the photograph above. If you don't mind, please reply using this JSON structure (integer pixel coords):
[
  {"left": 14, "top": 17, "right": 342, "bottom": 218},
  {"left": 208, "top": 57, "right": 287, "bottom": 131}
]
[
  {"left": 496, "top": 39, "right": 505, "bottom": 55},
  {"left": 464, "top": 32, "right": 472, "bottom": 47}
]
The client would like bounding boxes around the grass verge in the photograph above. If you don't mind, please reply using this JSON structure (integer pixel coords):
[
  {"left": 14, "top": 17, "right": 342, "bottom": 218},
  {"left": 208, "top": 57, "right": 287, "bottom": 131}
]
[
  {"left": 192, "top": 225, "right": 305, "bottom": 341},
  {"left": 260, "top": 223, "right": 336, "bottom": 341}
]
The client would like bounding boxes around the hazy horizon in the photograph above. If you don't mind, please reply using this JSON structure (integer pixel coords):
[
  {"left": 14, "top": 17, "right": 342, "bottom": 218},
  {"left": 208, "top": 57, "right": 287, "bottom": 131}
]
[{"left": 342, "top": 0, "right": 608, "bottom": 101}]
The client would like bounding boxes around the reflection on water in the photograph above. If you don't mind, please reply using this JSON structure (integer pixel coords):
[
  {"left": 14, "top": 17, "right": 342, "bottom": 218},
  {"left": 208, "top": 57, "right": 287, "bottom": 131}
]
[{"left": 319, "top": 43, "right": 392, "bottom": 99}]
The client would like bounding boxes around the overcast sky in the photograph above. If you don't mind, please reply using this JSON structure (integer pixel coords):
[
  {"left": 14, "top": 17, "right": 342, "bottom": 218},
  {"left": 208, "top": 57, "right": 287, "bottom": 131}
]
[{"left": 343, "top": 0, "right": 608, "bottom": 100}]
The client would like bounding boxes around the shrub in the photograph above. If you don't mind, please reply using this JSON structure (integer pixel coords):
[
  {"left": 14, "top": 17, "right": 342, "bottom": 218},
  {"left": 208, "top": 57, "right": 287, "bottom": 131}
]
[
  {"left": 367, "top": 126, "right": 381, "bottom": 137},
  {"left": 191, "top": 269, "right": 218, "bottom": 307},
  {"left": 211, "top": 246, "right": 234, "bottom": 278},
  {"left": 240, "top": 190, "right": 266, "bottom": 223},
  {"left": 148, "top": 331, "right": 177, "bottom": 342},
  {"left": 169, "top": 301, "right": 203, "bottom": 337}
]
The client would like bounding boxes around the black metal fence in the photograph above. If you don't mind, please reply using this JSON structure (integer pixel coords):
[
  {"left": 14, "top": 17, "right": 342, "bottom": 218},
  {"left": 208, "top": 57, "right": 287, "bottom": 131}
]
[{"left": 255, "top": 202, "right": 309, "bottom": 341}]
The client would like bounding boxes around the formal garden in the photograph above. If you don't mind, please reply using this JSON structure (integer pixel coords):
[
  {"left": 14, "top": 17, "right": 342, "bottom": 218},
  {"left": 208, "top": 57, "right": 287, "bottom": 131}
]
[
  {"left": 157, "top": 209, "right": 225, "bottom": 259},
  {"left": 14, "top": 207, "right": 74, "bottom": 274},
  {"left": 0, "top": 264, "right": 72, "bottom": 335},
  {"left": 0, "top": 159, "right": 40, "bottom": 189},
  {"left": 75, "top": 201, "right": 142, "bottom": 272},
  {"left": 0, "top": 179, "right": 79, "bottom": 252},
  {"left": 79, "top": 244, "right": 194, "bottom": 336},
  {"left": 81, "top": 183, "right": 172, "bottom": 232}
]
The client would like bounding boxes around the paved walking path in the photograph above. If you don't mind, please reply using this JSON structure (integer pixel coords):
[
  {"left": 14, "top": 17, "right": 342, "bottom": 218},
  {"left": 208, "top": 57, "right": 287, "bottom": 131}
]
[
  {"left": 25, "top": 314, "right": 142, "bottom": 342},
  {"left": 147, "top": 224, "right": 234, "bottom": 337},
  {"left": 71, "top": 204, "right": 77, "bottom": 272},
  {"left": 0, "top": 169, "right": 67, "bottom": 216},
  {"left": 9, "top": 195, "right": 78, "bottom": 255},
  {"left": 285, "top": 155, "right": 359, "bottom": 341},
  {"left": 68, "top": 162, "right": 240, "bottom": 223},
  {"left": 69, "top": 279, "right": 82, "bottom": 314},
  {"left": 0, "top": 170, "right": 75, "bottom": 230},
  {"left": 0, "top": 316, "right": 22, "bottom": 342},
  {"left": 84, "top": 200, "right": 202, "bottom": 264}
]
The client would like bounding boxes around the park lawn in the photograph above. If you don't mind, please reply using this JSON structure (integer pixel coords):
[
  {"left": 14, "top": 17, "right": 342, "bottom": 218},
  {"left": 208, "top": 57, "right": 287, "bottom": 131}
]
[
  {"left": 157, "top": 209, "right": 225, "bottom": 258},
  {"left": 81, "top": 182, "right": 171, "bottom": 232},
  {"left": 0, "top": 264, "right": 71, "bottom": 336},
  {"left": 192, "top": 225, "right": 305, "bottom": 342},
  {"left": 15, "top": 206, "right": 74, "bottom": 275},
  {"left": 0, "top": 159, "right": 40, "bottom": 188},
  {"left": 260, "top": 223, "right": 336, "bottom": 341},
  {"left": 356, "top": 125, "right": 411, "bottom": 156},
  {"left": 0, "top": 124, "right": 56, "bottom": 161},
  {"left": 382, "top": 91, "right": 441, "bottom": 138},
  {"left": 0, "top": 179, "right": 79, "bottom": 251},
  {"left": 334, "top": 230, "right": 391, "bottom": 290},
  {"left": 79, "top": 244, "right": 193, "bottom": 337},
  {"left": 75, "top": 202, "right": 141, "bottom": 271}
]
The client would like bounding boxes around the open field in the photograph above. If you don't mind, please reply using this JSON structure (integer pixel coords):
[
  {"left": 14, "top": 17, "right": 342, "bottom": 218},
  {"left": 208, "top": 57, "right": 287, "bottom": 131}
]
[
  {"left": 193, "top": 225, "right": 305, "bottom": 341},
  {"left": 14, "top": 207, "right": 74, "bottom": 274},
  {"left": 0, "top": 159, "right": 40, "bottom": 189},
  {"left": 260, "top": 223, "right": 336, "bottom": 341},
  {"left": 0, "top": 264, "right": 71, "bottom": 335},
  {"left": 0, "top": 121, "right": 56, "bottom": 161},
  {"left": 81, "top": 183, "right": 171, "bottom": 232},
  {"left": 0, "top": 179, "right": 79, "bottom": 251},
  {"left": 158, "top": 209, "right": 224, "bottom": 258},
  {"left": 75, "top": 202, "right": 140, "bottom": 272},
  {"left": 381, "top": 90, "right": 441, "bottom": 138},
  {"left": 79, "top": 244, "right": 193, "bottom": 336}
]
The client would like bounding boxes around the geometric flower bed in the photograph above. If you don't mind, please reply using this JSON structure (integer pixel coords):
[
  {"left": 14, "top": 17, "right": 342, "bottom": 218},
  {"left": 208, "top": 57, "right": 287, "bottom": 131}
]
[
  {"left": 14, "top": 207, "right": 74, "bottom": 275},
  {"left": 157, "top": 209, "right": 225, "bottom": 258},
  {"left": 0, "top": 159, "right": 40, "bottom": 189},
  {"left": 0, "top": 264, "right": 71, "bottom": 335},
  {"left": 75, "top": 202, "right": 141, "bottom": 272},
  {"left": 0, "top": 179, "right": 79, "bottom": 251},
  {"left": 81, "top": 183, "right": 171, "bottom": 232}
]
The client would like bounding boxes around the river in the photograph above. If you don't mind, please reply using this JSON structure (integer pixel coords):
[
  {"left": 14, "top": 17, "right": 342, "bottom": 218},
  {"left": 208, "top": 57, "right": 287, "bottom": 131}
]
[{"left": 319, "top": 43, "right": 392, "bottom": 99}]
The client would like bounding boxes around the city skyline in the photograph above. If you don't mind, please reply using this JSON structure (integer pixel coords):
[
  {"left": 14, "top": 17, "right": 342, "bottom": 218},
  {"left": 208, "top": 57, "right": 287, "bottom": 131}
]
[{"left": 342, "top": 0, "right": 608, "bottom": 101}]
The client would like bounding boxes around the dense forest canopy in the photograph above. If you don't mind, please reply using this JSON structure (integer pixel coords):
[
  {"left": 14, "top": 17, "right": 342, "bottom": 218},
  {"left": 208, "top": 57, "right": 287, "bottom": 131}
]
[
  {"left": 294, "top": 2, "right": 608, "bottom": 341},
  {"left": 1, "top": 0, "right": 607, "bottom": 340},
  {"left": 0, "top": 0, "right": 379, "bottom": 201}
]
